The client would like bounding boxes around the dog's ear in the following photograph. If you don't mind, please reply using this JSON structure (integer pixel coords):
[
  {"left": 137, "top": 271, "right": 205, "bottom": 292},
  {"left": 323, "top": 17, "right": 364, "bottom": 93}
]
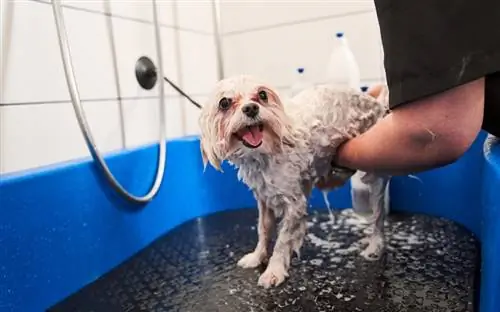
[
  {"left": 200, "top": 140, "right": 209, "bottom": 169},
  {"left": 260, "top": 85, "right": 298, "bottom": 149},
  {"left": 281, "top": 121, "right": 297, "bottom": 148},
  {"left": 199, "top": 137, "right": 223, "bottom": 172},
  {"left": 198, "top": 96, "right": 224, "bottom": 172}
]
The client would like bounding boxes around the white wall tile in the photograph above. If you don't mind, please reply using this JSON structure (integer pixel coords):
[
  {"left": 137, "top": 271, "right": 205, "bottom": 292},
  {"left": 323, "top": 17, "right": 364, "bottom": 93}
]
[
  {"left": 0, "top": 0, "right": 218, "bottom": 174},
  {"left": 110, "top": 16, "right": 179, "bottom": 98},
  {"left": 59, "top": 0, "right": 213, "bottom": 32},
  {"left": 59, "top": 0, "right": 176, "bottom": 27},
  {"left": 164, "top": 96, "right": 185, "bottom": 139},
  {"left": 175, "top": 0, "right": 214, "bottom": 33},
  {"left": 64, "top": 7, "right": 119, "bottom": 100},
  {"left": 122, "top": 97, "right": 162, "bottom": 148},
  {"left": 0, "top": 0, "right": 383, "bottom": 176},
  {"left": 220, "top": 0, "right": 375, "bottom": 34},
  {"left": 184, "top": 95, "right": 207, "bottom": 135},
  {"left": 111, "top": 1, "right": 175, "bottom": 26},
  {"left": 58, "top": 0, "right": 106, "bottom": 14},
  {"left": 177, "top": 30, "right": 219, "bottom": 95},
  {"left": 57, "top": 0, "right": 99, "bottom": 9},
  {"left": 0, "top": 3, "right": 131, "bottom": 104},
  {"left": 0, "top": 95, "right": 192, "bottom": 174},
  {"left": 1, "top": 1, "right": 68, "bottom": 104},
  {"left": 221, "top": 11, "right": 383, "bottom": 88},
  {"left": 1, "top": 1, "right": 182, "bottom": 105},
  {"left": 59, "top": 0, "right": 215, "bottom": 33},
  {"left": 121, "top": 96, "right": 186, "bottom": 149},
  {"left": 0, "top": 101, "right": 123, "bottom": 174}
]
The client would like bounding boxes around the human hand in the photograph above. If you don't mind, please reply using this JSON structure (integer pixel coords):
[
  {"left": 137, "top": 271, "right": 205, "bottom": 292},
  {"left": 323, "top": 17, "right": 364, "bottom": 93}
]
[{"left": 315, "top": 164, "right": 356, "bottom": 191}]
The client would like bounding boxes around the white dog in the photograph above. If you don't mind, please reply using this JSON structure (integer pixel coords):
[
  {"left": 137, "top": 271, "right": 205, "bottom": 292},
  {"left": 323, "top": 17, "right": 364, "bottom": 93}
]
[{"left": 198, "top": 75, "right": 390, "bottom": 288}]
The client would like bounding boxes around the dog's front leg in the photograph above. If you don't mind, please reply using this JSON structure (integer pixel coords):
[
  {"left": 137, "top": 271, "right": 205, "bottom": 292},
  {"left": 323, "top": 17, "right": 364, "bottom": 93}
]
[
  {"left": 238, "top": 199, "right": 275, "bottom": 269},
  {"left": 258, "top": 196, "right": 307, "bottom": 288}
]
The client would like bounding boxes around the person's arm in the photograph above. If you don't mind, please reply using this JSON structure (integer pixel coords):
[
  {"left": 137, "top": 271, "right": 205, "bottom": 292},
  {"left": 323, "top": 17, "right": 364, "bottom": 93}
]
[{"left": 335, "top": 78, "right": 485, "bottom": 176}]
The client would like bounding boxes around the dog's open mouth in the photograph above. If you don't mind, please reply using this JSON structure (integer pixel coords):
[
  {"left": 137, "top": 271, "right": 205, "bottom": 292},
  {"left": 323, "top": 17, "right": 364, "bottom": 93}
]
[{"left": 235, "top": 123, "right": 264, "bottom": 148}]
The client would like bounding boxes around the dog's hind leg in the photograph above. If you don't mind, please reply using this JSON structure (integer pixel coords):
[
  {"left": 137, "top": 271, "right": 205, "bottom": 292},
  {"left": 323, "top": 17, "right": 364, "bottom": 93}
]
[
  {"left": 238, "top": 199, "right": 275, "bottom": 269},
  {"left": 351, "top": 171, "right": 372, "bottom": 222},
  {"left": 257, "top": 196, "right": 307, "bottom": 288},
  {"left": 354, "top": 172, "right": 390, "bottom": 261}
]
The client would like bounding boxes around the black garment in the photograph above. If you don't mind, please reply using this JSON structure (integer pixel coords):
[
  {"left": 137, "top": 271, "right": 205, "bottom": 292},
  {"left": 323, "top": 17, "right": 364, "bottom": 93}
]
[{"left": 374, "top": 0, "right": 500, "bottom": 137}]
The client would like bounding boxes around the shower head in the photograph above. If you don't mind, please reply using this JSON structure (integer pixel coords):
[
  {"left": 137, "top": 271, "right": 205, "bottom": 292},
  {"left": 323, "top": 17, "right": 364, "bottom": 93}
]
[{"left": 135, "top": 56, "right": 158, "bottom": 90}]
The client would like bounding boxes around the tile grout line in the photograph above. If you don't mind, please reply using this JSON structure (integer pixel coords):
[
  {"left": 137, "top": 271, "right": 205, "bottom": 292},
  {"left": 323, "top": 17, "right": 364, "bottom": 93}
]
[
  {"left": 0, "top": 0, "right": 14, "bottom": 173},
  {"left": 29, "top": 0, "right": 373, "bottom": 37},
  {"left": 29, "top": 0, "right": 214, "bottom": 36},
  {"left": 211, "top": 0, "right": 225, "bottom": 80},
  {"left": 0, "top": 94, "right": 210, "bottom": 107},
  {"left": 102, "top": 0, "right": 127, "bottom": 149},
  {"left": 171, "top": 0, "right": 188, "bottom": 136},
  {"left": 0, "top": 77, "right": 384, "bottom": 107},
  {"left": 222, "top": 9, "right": 374, "bottom": 36}
]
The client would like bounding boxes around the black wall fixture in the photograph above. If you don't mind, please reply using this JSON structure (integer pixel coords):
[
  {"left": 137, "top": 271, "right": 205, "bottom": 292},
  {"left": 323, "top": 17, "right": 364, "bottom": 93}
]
[
  {"left": 135, "top": 56, "right": 158, "bottom": 90},
  {"left": 134, "top": 56, "right": 202, "bottom": 109}
]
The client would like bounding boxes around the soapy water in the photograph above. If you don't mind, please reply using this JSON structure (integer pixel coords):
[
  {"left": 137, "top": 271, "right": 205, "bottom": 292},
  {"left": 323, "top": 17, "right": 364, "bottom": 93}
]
[
  {"left": 304, "top": 208, "right": 453, "bottom": 263},
  {"left": 226, "top": 211, "right": 473, "bottom": 310},
  {"left": 407, "top": 174, "right": 423, "bottom": 184},
  {"left": 307, "top": 232, "right": 342, "bottom": 249},
  {"left": 319, "top": 174, "right": 422, "bottom": 226},
  {"left": 321, "top": 190, "right": 335, "bottom": 222},
  {"left": 309, "top": 258, "right": 324, "bottom": 266},
  {"left": 264, "top": 177, "right": 449, "bottom": 264},
  {"left": 52, "top": 206, "right": 477, "bottom": 312}
]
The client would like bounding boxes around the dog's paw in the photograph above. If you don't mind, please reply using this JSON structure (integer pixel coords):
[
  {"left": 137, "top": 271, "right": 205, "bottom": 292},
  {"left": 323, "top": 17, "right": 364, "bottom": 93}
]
[
  {"left": 359, "top": 235, "right": 385, "bottom": 261},
  {"left": 237, "top": 251, "right": 266, "bottom": 269},
  {"left": 258, "top": 261, "right": 289, "bottom": 288}
]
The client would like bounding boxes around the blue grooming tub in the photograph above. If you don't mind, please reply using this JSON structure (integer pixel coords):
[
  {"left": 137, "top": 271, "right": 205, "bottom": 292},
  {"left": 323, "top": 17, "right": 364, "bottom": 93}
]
[{"left": 0, "top": 131, "right": 498, "bottom": 312}]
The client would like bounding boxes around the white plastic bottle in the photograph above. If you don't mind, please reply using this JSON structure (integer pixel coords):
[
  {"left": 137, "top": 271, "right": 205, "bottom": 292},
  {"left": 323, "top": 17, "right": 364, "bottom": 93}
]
[
  {"left": 325, "top": 32, "right": 361, "bottom": 89},
  {"left": 289, "top": 67, "right": 313, "bottom": 97}
]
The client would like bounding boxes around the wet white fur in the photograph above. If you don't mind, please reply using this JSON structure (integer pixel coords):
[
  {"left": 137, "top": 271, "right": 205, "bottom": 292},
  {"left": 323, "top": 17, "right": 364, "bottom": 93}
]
[
  {"left": 199, "top": 75, "right": 389, "bottom": 288},
  {"left": 350, "top": 85, "right": 391, "bottom": 261}
]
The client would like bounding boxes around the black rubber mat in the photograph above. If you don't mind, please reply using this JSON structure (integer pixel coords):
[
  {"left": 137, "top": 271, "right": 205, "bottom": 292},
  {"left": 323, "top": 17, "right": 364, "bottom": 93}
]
[{"left": 50, "top": 208, "right": 479, "bottom": 312}]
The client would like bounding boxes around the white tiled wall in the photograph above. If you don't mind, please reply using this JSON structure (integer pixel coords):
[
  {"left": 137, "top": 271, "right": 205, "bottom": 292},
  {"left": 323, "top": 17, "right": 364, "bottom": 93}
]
[
  {"left": 0, "top": 0, "right": 218, "bottom": 174},
  {"left": 0, "top": 0, "right": 384, "bottom": 175},
  {"left": 219, "top": 0, "right": 385, "bottom": 90}
]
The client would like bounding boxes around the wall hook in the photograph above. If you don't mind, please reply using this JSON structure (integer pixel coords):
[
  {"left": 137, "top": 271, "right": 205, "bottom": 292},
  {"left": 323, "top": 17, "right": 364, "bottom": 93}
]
[{"left": 135, "top": 56, "right": 158, "bottom": 90}]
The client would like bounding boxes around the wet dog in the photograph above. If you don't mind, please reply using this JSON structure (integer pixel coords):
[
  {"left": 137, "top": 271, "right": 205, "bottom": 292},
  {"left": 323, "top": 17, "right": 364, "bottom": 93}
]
[{"left": 198, "top": 75, "right": 389, "bottom": 288}]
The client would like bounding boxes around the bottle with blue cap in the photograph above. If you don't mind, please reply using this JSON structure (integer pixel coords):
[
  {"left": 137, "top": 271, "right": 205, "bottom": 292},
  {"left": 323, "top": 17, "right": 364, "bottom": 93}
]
[
  {"left": 289, "top": 67, "right": 313, "bottom": 97},
  {"left": 325, "top": 32, "right": 361, "bottom": 89}
]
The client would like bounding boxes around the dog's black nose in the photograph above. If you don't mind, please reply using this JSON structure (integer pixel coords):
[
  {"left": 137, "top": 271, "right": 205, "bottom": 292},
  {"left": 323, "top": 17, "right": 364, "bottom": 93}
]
[{"left": 242, "top": 103, "right": 259, "bottom": 118}]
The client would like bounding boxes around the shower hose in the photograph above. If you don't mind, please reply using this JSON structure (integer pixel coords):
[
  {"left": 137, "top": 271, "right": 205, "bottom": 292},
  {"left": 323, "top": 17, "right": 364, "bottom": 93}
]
[{"left": 51, "top": 0, "right": 167, "bottom": 204}]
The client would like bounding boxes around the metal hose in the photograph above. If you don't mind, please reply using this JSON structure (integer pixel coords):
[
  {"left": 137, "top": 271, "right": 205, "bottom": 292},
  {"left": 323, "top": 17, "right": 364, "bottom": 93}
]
[{"left": 51, "top": 0, "right": 167, "bottom": 203}]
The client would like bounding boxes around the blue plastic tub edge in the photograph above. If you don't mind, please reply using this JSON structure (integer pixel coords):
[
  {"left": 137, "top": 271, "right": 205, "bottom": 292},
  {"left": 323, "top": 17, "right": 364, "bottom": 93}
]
[
  {"left": 0, "top": 131, "right": 493, "bottom": 311},
  {"left": 0, "top": 135, "right": 254, "bottom": 311},
  {"left": 479, "top": 135, "right": 500, "bottom": 312}
]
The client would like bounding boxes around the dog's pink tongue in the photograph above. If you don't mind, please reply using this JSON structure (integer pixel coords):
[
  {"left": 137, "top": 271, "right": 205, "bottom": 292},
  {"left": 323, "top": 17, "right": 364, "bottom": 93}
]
[{"left": 242, "top": 126, "right": 263, "bottom": 146}]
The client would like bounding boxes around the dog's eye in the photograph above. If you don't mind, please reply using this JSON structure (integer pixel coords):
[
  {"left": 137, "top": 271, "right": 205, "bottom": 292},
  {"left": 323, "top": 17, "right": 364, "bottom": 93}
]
[
  {"left": 258, "top": 90, "right": 268, "bottom": 101},
  {"left": 218, "top": 97, "right": 232, "bottom": 110}
]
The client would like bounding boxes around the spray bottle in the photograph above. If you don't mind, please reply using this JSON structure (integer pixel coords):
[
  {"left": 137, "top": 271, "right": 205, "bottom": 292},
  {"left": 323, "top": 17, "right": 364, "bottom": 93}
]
[
  {"left": 325, "top": 32, "right": 361, "bottom": 89},
  {"left": 289, "top": 67, "right": 313, "bottom": 98}
]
